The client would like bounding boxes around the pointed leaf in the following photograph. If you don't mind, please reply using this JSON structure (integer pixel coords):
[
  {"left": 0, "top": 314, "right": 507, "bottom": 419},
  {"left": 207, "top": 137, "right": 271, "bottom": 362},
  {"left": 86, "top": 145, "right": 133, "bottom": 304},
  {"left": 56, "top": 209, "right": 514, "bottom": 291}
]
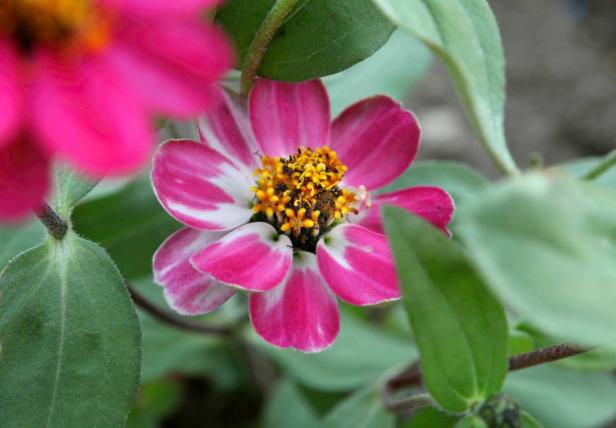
[
  {"left": 322, "top": 386, "right": 395, "bottom": 428},
  {"left": 371, "top": 0, "right": 517, "bottom": 174},
  {"left": 216, "top": 0, "right": 395, "bottom": 81},
  {"left": 384, "top": 208, "right": 508, "bottom": 412},
  {"left": 51, "top": 163, "right": 97, "bottom": 219}
]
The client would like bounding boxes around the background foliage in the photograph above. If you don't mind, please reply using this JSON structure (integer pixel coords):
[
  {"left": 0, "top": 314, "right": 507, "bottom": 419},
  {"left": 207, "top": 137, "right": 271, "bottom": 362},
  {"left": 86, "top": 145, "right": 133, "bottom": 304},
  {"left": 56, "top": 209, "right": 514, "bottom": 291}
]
[{"left": 1, "top": 0, "right": 615, "bottom": 427}]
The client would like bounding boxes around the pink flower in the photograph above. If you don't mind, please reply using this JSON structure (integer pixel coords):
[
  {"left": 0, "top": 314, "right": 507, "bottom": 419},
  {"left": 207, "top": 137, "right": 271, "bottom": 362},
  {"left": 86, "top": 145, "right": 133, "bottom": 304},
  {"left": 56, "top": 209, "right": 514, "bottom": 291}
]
[
  {"left": 151, "top": 79, "right": 455, "bottom": 352},
  {"left": 0, "top": 0, "right": 232, "bottom": 220}
]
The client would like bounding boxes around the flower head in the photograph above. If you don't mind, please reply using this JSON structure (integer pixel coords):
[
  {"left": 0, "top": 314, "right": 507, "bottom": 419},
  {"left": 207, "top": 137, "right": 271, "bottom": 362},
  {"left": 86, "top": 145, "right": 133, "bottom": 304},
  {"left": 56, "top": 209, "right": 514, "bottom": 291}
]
[
  {"left": 152, "top": 79, "right": 455, "bottom": 352},
  {"left": 0, "top": 0, "right": 232, "bottom": 220}
]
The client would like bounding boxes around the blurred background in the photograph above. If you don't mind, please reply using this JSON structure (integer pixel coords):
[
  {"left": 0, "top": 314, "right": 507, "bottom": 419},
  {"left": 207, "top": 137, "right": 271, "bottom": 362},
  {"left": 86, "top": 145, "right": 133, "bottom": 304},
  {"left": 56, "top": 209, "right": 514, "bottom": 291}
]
[{"left": 414, "top": 0, "right": 616, "bottom": 176}]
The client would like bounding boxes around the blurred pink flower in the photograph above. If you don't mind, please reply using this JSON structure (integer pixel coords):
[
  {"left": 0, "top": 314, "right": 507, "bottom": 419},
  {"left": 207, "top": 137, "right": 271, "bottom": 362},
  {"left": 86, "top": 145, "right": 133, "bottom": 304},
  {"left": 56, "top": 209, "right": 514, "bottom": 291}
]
[
  {"left": 0, "top": 0, "right": 232, "bottom": 220},
  {"left": 151, "top": 79, "right": 455, "bottom": 352}
]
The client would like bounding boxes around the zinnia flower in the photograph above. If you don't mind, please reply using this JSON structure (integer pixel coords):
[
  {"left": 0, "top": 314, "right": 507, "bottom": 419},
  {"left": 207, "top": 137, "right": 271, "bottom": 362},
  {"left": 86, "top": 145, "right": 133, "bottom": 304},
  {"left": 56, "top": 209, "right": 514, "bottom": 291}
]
[
  {"left": 0, "top": 0, "right": 231, "bottom": 220},
  {"left": 151, "top": 79, "right": 454, "bottom": 352}
]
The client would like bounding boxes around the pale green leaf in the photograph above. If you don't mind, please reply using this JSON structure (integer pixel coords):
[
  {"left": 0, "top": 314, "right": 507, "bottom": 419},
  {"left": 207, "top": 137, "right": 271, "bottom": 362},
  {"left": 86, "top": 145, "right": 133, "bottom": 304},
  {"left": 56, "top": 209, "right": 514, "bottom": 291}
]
[
  {"left": 371, "top": 0, "right": 517, "bottom": 174},
  {"left": 505, "top": 366, "right": 616, "bottom": 428},
  {"left": 521, "top": 411, "right": 544, "bottom": 428},
  {"left": 51, "top": 163, "right": 97, "bottom": 219},
  {"left": 458, "top": 174, "right": 616, "bottom": 349},
  {"left": 262, "top": 380, "right": 319, "bottom": 428},
  {"left": 322, "top": 386, "right": 395, "bottom": 428}
]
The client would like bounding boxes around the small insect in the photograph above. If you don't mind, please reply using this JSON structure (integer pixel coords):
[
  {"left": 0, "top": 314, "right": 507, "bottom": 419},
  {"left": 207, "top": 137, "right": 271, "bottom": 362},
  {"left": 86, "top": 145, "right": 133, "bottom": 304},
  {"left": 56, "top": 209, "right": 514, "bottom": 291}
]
[{"left": 314, "top": 190, "right": 338, "bottom": 226}]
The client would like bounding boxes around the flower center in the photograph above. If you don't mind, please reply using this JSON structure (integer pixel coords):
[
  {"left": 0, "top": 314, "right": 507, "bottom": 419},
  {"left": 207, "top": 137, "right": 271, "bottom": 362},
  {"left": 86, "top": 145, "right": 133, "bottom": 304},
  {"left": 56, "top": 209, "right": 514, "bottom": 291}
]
[
  {"left": 0, "top": 0, "right": 111, "bottom": 54},
  {"left": 252, "top": 146, "right": 359, "bottom": 252}
]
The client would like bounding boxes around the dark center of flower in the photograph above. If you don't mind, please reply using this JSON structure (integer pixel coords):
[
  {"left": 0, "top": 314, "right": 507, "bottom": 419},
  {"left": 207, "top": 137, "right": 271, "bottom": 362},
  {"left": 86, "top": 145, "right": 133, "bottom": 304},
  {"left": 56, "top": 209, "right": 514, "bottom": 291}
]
[
  {"left": 0, "top": 0, "right": 110, "bottom": 54},
  {"left": 251, "top": 146, "right": 360, "bottom": 252}
]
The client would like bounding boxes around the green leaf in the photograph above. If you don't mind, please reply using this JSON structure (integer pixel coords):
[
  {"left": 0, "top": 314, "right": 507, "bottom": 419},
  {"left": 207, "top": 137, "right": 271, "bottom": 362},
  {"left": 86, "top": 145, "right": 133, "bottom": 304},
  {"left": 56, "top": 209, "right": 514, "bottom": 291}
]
[
  {"left": 251, "top": 311, "right": 417, "bottom": 391},
  {"left": 0, "top": 221, "right": 45, "bottom": 269},
  {"left": 72, "top": 175, "right": 180, "bottom": 279},
  {"left": 322, "top": 386, "right": 395, "bottom": 428},
  {"left": 371, "top": 0, "right": 517, "bottom": 174},
  {"left": 560, "top": 157, "right": 616, "bottom": 188},
  {"left": 508, "top": 330, "right": 534, "bottom": 357},
  {"left": 216, "top": 0, "right": 395, "bottom": 81},
  {"left": 505, "top": 365, "right": 616, "bottom": 428},
  {"left": 127, "top": 380, "right": 182, "bottom": 428},
  {"left": 262, "top": 380, "right": 319, "bottom": 428},
  {"left": 324, "top": 30, "right": 431, "bottom": 116},
  {"left": 455, "top": 416, "right": 487, "bottom": 428},
  {"left": 457, "top": 174, "right": 616, "bottom": 349},
  {"left": 0, "top": 233, "right": 141, "bottom": 428},
  {"left": 51, "top": 163, "right": 97, "bottom": 219},
  {"left": 404, "top": 407, "right": 458, "bottom": 428},
  {"left": 381, "top": 160, "right": 489, "bottom": 210},
  {"left": 521, "top": 411, "right": 544, "bottom": 428},
  {"left": 384, "top": 208, "right": 508, "bottom": 412}
]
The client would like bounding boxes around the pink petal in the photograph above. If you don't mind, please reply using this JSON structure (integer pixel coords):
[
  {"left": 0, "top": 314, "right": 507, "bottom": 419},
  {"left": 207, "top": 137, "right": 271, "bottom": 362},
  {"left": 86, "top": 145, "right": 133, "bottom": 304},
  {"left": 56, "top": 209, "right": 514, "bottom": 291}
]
[
  {"left": 197, "top": 87, "right": 259, "bottom": 169},
  {"left": 317, "top": 224, "right": 400, "bottom": 306},
  {"left": 249, "top": 79, "right": 330, "bottom": 157},
  {"left": 191, "top": 222, "right": 293, "bottom": 292},
  {"left": 0, "top": 137, "right": 50, "bottom": 221},
  {"left": 331, "top": 96, "right": 420, "bottom": 191},
  {"left": 154, "top": 227, "right": 235, "bottom": 315},
  {"left": 360, "top": 186, "right": 455, "bottom": 235},
  {"left": 0, "top": 40, "right": 21, "bottom": 148},
  {"left": 101, "top": 0, "right": 220, "bottom": 16},
  {"left": 32, "top": 53, "right": 153, "bottom": 177},
  {"left": 152, "top": 139, "right": 254, "bottom": 231},
  {"left": 107, "top": 18, "right": 232, "bottom": 117},
  {"left": 250, "top": 251, "right": 339, "bottom": 353}
]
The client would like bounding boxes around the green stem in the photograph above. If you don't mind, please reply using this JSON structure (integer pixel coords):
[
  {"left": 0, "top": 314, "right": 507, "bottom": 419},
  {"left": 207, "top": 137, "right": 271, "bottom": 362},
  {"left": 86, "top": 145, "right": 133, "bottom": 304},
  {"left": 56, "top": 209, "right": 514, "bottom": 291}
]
[
  {"left": 582, "top": 149, "right": 616, "bottom": 181},
  {"left": 240, "top": 0, "right": 299, "bottom": 96}
]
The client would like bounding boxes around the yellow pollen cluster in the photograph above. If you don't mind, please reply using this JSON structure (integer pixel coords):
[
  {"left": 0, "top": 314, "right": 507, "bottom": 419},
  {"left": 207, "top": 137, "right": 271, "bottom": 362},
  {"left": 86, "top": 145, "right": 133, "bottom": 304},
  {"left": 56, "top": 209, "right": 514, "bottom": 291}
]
[
  {"left": 0, "top": 0, "right": 111, "bottom": 52},
  {"left": 252, "top": 146, "right": 359, "bottom": 238}
]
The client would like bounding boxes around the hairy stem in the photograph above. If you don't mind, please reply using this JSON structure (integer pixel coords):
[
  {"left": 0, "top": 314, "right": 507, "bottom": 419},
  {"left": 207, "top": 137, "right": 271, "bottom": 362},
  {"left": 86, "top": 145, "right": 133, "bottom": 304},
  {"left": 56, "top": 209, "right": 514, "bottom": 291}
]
[
  {"left": 508, "top": 343, "right": 589, "bottom": 371},
  {"left": 240, "top": 0, "right": 299, "bottom": 96},
  {"left": 582, "top": 149, "right": 616, "bottom": 181},
  {"left": 127, "top": 284, "right": 235, "bottom": 337},
  {"left": 34, "top": 202, "right": 68, "bottom": 240}
]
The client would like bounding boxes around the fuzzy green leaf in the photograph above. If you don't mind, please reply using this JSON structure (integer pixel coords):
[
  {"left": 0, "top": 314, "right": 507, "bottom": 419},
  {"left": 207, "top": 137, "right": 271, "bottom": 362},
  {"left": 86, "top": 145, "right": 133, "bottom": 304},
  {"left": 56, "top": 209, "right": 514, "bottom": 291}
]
[
  {"left": 371, "top": 0, "right": 517, "bottom": 174},
  {"left": 0, "top": 233, "right": 141, "bottom": 427},
  {"left": 458, "top": 174, "right": 616, "bottom": 349}
]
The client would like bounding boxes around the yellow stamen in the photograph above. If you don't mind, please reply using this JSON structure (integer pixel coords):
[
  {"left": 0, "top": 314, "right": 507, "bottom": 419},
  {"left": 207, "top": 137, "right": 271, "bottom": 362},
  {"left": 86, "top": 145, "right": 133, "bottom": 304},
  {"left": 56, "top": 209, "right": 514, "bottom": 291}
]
[{"left": 251, "top": 146, "right": 360, "bottom": 238}]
